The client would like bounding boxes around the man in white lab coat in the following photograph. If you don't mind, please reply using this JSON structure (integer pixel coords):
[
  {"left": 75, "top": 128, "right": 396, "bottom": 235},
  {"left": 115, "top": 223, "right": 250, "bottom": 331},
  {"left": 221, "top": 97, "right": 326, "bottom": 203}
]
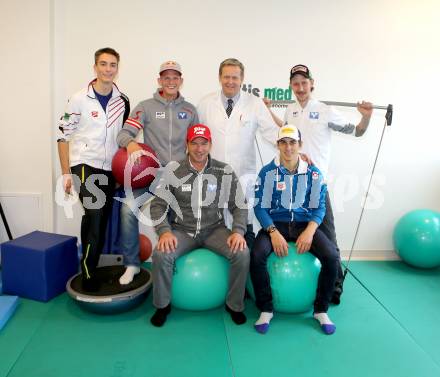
[{"left": 197, "top": 58, "right": 280, "bottom": 247}]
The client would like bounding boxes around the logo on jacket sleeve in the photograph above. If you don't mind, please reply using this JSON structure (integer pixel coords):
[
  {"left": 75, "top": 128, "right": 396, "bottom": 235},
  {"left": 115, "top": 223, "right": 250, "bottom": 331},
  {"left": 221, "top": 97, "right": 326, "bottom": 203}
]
[
  {"left": 156, "top": 112, "right": 166, "bottom": 119},
  {"left": 309, "top": 112, "right": 319, "bottom": 119},
  {"left": 178, "top": 112, "right": 188, "bottom": 119},
  {"left": 312, "top": 171, "right": 319, "bottom": 180},
  {"left": 91, "top": 111, "right": 99, "bottom": 118},
  {"left": 133, "top": 111, "right": 143, "bottom": 120}
]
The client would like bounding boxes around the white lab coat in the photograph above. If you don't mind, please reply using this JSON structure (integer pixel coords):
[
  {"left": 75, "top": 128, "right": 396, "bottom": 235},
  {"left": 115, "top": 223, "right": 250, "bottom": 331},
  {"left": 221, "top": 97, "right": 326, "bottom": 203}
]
[
  {"left": 198, "top": 91, "right": 279, "bottom": 224},
  {"left": 198, "top": 91, "right": 278, "bottom": 195}
]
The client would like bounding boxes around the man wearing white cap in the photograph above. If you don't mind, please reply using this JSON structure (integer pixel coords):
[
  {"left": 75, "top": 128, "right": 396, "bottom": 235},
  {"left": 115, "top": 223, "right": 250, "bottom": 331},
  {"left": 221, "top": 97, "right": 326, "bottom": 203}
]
[
  {"left": 251, "top": 125, "right": 339, "bottom": 335},
  {"left": 116, "top": 61, "right": 199, "bottom": 284},
  {"left": 197, "top": 58, "right": 280, "bottom": 249}
]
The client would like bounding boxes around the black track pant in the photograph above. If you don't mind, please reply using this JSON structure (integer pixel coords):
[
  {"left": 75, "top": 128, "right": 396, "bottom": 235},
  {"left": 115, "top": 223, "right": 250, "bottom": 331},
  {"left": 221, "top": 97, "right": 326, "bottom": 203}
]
[
  {"left": 71, "top": 164, "right": 115, "bottom": 280},
  {"left": 250, "top": 222, "right": 339, "bottom": 313},
  {"left": 319, "top": 191, "right": 344, "bottom": 299}
]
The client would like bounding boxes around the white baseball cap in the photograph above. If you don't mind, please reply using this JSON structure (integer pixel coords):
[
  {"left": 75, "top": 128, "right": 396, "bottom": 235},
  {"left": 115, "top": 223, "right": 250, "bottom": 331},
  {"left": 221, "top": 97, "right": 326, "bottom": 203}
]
[
  {"left": 159, "top": 61, "right": 182, "bottom": 75},
  {"left": 277, "top": 125, "right": 301, "bottom": 142}
]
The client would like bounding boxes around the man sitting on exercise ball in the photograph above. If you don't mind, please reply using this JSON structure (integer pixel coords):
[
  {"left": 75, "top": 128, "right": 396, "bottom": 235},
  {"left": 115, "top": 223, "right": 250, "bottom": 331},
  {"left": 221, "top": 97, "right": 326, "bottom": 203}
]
[
  {"left": 148, "top": 124, "right": 250, "bottom": 327},
  {"left": 250, "top": 125, "right": 339, "bottom": 335}
]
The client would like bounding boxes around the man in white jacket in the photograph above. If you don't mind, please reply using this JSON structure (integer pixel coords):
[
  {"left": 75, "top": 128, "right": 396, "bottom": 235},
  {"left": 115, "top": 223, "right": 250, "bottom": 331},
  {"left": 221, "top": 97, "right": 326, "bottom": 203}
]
[
  {"left": 265, "top": 64, "right": 373, "bottom": 304},
  {"left": 56, "top": 47, "right": 130, "bottom": 292},
  {"left": 197, "top": 58, "right": 279, "bottom": 247}
]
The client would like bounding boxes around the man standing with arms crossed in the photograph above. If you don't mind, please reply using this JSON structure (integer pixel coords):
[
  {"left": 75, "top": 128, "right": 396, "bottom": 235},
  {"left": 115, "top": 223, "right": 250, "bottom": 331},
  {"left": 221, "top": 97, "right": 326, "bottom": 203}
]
[{"left": 197, "top": 58, "right": 280, "bottom": 248}]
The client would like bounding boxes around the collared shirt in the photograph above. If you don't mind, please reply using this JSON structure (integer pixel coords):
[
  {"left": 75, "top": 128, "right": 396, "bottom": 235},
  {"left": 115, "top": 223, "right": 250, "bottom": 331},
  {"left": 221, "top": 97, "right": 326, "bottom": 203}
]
[
  {"left": 197, "top": 90, "right": 278, "bottom": 201},
  {"left": 221, "top": 92, "right": 241, "bottom": 110},
  {"left": 284, "top": 97, "right": 355, "bottom": 179}
]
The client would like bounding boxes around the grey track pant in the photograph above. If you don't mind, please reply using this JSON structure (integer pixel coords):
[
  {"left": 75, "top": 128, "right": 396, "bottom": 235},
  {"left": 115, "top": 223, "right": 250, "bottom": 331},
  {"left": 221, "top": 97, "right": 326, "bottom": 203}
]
[{"left": 152, "top": 225, "right": 250, "bottom": 311}]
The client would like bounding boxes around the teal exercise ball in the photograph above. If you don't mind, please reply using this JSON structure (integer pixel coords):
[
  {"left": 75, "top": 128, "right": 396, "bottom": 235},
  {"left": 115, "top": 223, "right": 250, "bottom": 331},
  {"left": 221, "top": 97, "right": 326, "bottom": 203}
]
[
  {"left": 171, "top": 248, "right": 229, "bottom": 310},
  {"left": 248, "top": 242, "right": 321, "bottom": 313},
  {"left": 393, "top": 209, "right": 440, "bottom": 268}
]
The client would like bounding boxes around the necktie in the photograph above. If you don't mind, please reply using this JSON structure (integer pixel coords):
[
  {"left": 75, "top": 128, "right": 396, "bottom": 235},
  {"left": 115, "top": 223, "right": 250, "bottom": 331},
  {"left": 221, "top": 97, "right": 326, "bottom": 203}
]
[{"left": 226, "top": 98, "right": 233, "bottom": 118}]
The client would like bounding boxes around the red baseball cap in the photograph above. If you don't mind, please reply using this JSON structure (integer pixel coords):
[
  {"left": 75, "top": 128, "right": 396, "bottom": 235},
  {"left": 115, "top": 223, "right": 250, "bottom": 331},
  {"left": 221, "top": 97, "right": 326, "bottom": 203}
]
[{"left": 187, "top": 124, "right": 212, "bottom": 142}]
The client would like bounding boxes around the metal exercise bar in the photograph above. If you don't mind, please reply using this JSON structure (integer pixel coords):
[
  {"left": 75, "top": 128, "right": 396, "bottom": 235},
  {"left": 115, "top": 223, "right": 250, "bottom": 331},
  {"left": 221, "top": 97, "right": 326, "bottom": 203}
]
[{"left": 270, "top": 100, "right": 393, "bottom": 126}]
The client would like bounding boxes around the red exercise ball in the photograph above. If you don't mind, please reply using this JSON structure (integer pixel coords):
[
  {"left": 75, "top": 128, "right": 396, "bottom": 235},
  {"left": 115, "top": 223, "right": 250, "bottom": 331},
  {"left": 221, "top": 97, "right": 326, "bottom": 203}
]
[
  {"left": 112, "top": 143, "right": 160, "bottom": 189},
  {"left": 139, "top": 234, "right": 152, "bottom": 262}
]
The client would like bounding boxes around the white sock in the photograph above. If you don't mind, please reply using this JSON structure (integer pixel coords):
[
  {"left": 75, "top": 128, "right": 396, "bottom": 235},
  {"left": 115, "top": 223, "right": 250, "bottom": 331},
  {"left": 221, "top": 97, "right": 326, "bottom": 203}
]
[
  {"left": 119, "top": 266, "right": 140, "bottom": 285},
  {"left": 313, "top": 312, "right": 334, "bottom": 326},
  {"left": 255, "top": 312, "right": 274, "bottom": 326}
]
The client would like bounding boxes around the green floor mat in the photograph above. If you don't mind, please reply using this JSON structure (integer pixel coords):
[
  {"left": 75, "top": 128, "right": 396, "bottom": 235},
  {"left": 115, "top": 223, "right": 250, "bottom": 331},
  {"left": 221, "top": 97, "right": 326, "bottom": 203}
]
[
  {"left": 224, "top": 272, "right": 440, "bottom": 377},
  {"left": 2, "top": 262, "right": 440, "bottom": 377},
  {"left": 348, "top": 260, "right": 440, "bottom": 367},
  {"left": 0, "top": 297, "right": 55, "bottom": 377},
  {"left": 5, "top": 294, "right": 232, "bottom": 377}
]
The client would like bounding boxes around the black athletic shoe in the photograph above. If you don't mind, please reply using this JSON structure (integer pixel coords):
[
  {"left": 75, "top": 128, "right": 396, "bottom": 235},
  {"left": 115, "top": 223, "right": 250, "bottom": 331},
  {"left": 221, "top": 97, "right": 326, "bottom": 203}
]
[
  {"left": 150, "top": 304, "right": 171, "bottom": 327},
  {"left": 225, "top": 304, "right": 247, "bottom": 325}
]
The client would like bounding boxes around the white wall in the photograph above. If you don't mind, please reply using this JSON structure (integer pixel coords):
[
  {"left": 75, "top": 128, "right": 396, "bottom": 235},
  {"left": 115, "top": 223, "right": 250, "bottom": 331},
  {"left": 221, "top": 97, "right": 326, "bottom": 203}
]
[
  {"left": 0, "top": 0, "right": 53, "bottom": 241},
  {"left": 2, "top": 0, "right": 440, "bottom": 258}
]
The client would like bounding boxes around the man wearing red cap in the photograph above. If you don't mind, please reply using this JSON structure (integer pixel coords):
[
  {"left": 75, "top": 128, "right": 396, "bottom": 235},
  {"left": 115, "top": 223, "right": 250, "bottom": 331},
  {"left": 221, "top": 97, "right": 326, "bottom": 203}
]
[
  {"left": 148, "top": 124, "right": 249, "bottom": 327},
  {"left": 116, "top": 61, "right": 199, "bottom": 285}
]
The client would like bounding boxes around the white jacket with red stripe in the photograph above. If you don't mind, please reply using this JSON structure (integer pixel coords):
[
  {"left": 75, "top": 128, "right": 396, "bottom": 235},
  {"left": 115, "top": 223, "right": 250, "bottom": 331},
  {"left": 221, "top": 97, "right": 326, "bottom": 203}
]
[{"left": 57, "top": 80, "right": 129, "bottom": 171}]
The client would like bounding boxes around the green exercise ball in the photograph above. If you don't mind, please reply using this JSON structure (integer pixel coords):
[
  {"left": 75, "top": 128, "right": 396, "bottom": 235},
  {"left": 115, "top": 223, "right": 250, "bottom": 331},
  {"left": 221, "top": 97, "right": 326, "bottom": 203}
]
[
  {"left": 248, "top": 242, "right": 321, "bottom": 313},
  {"left": 393, "top": 209, "right": 440, "bottom": 268},
  {"left": 171, "top": 248, "right": 229, "bottom": 310}
]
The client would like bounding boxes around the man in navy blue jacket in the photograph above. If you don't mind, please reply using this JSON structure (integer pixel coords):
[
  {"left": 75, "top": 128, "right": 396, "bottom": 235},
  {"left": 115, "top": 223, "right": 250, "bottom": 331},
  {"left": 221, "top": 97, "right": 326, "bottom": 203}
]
[{"left": 251, "top": 125, "right": 339, "bottom": 335}]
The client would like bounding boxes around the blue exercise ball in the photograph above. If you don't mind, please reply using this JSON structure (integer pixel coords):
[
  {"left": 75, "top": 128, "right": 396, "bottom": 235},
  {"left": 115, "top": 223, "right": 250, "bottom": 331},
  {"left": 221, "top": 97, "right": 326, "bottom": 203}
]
[
  {"left": 248, "top": 242, "right": 321, "bottom": 313},
  {"left": 171, "top": 248, "right": 229, "bottom": 311},
  {"left": 393, "top": 209, "right": 440, "bottom": 268}
]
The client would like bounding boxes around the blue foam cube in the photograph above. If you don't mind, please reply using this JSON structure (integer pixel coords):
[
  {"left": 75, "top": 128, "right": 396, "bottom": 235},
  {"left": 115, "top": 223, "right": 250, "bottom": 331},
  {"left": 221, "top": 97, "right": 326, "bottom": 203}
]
[
  {"left": 0, "top": 295, "right": 19, "bottom": 330},
  {"left": 1, "top": 231, "right": 78, "bottom": 302}
]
